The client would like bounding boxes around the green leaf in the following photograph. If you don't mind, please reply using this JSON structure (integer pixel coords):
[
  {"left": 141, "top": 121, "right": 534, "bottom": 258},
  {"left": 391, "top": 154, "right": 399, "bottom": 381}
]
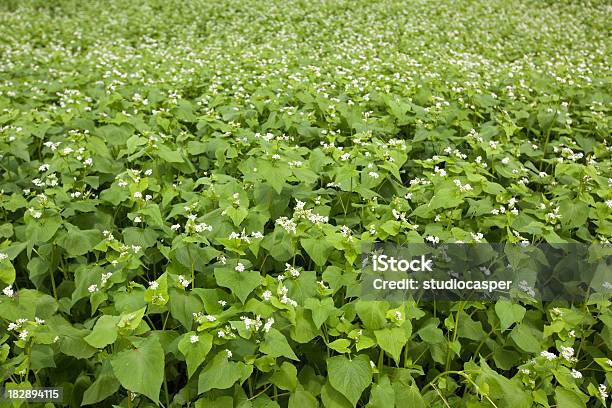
[
  {"left": 82, "top": 361, "right": 120, "bottom": 405},
  {"left": 321, "top": 381, "right": 353, "bottom": 408},
  {"left": 25, "top": 214, "right": 62, "bottom": 244},
  {"left": 468, "top": 358, "right": 532, "bottom": 408},
  {"left": 157, "top": 145, "right": 185, "bottom": 163},
  {"left": 559, "top": 201, "right": 589, "bottom": 229},
  {"left": 198, "top": 351, "right": 252, "bottom": 393},
  {"left": 328, "top": 339, "right": 352, "bottom": 353},
  {"left": 288, "top": 389, "right": 318, "bottom": 408},
  {"left": 225, "top": 206, "right": 249, "bottom": 226},
  {"left": 374, "top": 327, "right": 407, "bottom": 364},
  {"left": 270, "top": 362, "right": 298, "bottom": 392},
  {"left": 0, "top": 223, "right": 13, "bottom": 238},
  {"left": 57, "top": 225, "right": 103, "bottom": 256},
  {"left": 391, "top": 382, "right": 425, "bottom": 408},
  {"left": 0, "top": 258, "right": 16, "bottom": 284},
  {"left": 117, "top": 306, "right": 147, "bottom": 331},
  {"left": 495, "top": 300, "right": 526, "bottom": 331},
  {"left": 110, "top": 336, "right": 165, "bottom": 403},
  {"left": 304, "top": 297, "right": 338, "bottom": 328},
  {"left": 257, "top": 160, "right": 291, "bottom": 194},
  {"left": 178, "top": 332, "right": 213, "bottom": 378},
  {"left": 84, "top": 315, "right": 119, "bottom": 348},
  {"left": 355, "top": 300, "right": 387, "bottom": 330},
  {"left": 366, "top": 376, "right": 395, "bottom": 408},
  {"left": 510, "top": 324, "right": 542, "bottom": 353},
  {"left": 214, "top": 268, "right": 261, "bottom": 304},
  {"left": 417, "top": 319, "right": 444, "bottom": 344},
  {"left": 123, "top": 227, "right": 159, "bottom": 249},
  {"left": 301, "top": 237, "right": 333, "bottom": 267},
  {"left": 327, "top": 354, "right": 372, "bottom": 406},
  {"left": 260, "top": 328, "right": 298, "bottom": 360},
  {"left": 554, "top": 387, "right": 587, "bottom": 408},
  {"left": 169, "top": 289, "right": 203, "bottom": 330}
]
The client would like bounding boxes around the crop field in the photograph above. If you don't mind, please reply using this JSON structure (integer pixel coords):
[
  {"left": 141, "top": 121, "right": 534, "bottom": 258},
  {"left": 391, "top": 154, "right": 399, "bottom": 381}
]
[{"left": 0, "top": 0, "right": 611, "bottom": 406}]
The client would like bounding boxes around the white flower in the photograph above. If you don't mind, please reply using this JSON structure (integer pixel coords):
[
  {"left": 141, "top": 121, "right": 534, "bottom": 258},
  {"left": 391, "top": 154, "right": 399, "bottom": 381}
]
[
  {"left": 540, "top": 351, "right": 556, "bottom": 361},
  {"left": 88, "top": 284, "right": 98, "bottom": 293},
  {"left": 178, "top": 275, "right": 190, "bottom": 288},
  {"left": 218, "top": 300, "right": 227, "bottom": 307},
  {"left": 144, "top": 169, "right": 153, "bottom": 176},
  {"left": 149, "top": 281, "right": 159, "bottom": 290},
  {"left": 190, "top": 335, "right": 199, "bottom": 344},
  {"left": 217, "top": 330, "right": 225, "bottom": 338},
  {"left": 560, "top": 346, "right": 574, "bottom": 361},
  {"left": 606, "top": 359, "right": 612, "bottom": 367},
  {"left": 518, "top": 280, "right": 536, "bottom": 297},
  {"left": 275, "top": 217, "right": 297, "bottom": 234},
  {"left": 434, "top": 166, "right": 446, "bottom": 176},
  {"left": 370, "top": 360, "right": 376, "bottom": 369},
  {"left": 570, "top": 369, "right": 582, "bottom": 379},
  {"left": 285, "top": 263, "right": 300, "bottom": 277},
  {"left": 206, "top": 315, "right": 216, "bottom": 322},
  {"left": 471, "top": 232, "right": 484, "bottom": 242},
  {"left": 235, "top": 263, "right": 245, "bottom": 272},
  {"left": 194, "top": 223, "right": 212, "bottom": 233},
  {"left": 38, "top": 164, "right": 50, "bottom": 172},
  {"left": 262, "top": 290, "right": 272, "bottom": 301},
  {"left": 101, "top": 272, "right": 113, "bottom": 285},
  {"left": 2, "top": 285, "right": 14, "bottom": 298},
  {"left": 606, "top": 200, "right": 612, "bottom": 209},
  {"left": 0, "top": 252, "right": 7, "bottom": 261},
  {"left": 598, "top": 384, "right": 608, "bottom": 400},
  {"left": 19, "top": 330, "right": 28, "bottom": 341},
  {"left": 171, "top": 224, "right": 180, "bottom": 231},
  {"left": 368, "top": 171, "right": 380, "bottom": 179},
  {"left": 264, "top": 317, "right": 274, "bottom": 333},
  {"left": 225, "top": 349, "right": 232, "bottom": 358},
  {"left": 501, "top": 157, "right": 510, "bottom": 165},
  {"left": 134, "top": 216, "right": 142, "bottom": 223},
  {"left": 426, "top": 235, "right": 440, "bottom": 245}
]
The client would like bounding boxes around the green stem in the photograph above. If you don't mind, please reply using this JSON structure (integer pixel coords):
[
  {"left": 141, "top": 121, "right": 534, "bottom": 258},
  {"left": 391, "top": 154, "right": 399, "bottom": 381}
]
[{"left": 164, "top": 375, "right": 170, "bottom": 407}]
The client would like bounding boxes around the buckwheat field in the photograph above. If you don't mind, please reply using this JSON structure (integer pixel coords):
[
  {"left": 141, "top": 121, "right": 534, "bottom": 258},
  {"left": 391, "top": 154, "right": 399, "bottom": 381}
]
[{"left": 0, "top": 0, "right": 610, "bottom": 407}]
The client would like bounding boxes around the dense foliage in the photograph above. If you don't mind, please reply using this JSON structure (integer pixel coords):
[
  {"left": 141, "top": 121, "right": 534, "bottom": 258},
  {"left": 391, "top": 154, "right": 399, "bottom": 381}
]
[{"left": 0, "top": 0, "right": 611, "bottom": 406}]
